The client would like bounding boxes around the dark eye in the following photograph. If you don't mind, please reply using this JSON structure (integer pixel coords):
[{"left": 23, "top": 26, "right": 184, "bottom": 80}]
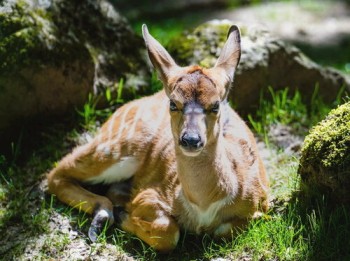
[
  {"left": 211, "top": 101, "right": 220, "bottom": 113},
  {"left": 169, "top": 100, "right": 178, "bottom": 111}
]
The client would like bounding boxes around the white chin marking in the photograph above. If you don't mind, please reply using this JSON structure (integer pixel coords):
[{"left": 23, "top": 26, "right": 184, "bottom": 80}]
[{"left": 180, "top": 148, "right": 202, "bottom": 157}]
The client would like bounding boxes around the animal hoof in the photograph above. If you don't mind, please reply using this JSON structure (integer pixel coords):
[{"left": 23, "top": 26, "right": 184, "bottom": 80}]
[
  {"left": 88, "top": 209, "right": 114, "bottom": 242},
  {"left": 88, "top": 224, "right": 99, "bottom": 242}
]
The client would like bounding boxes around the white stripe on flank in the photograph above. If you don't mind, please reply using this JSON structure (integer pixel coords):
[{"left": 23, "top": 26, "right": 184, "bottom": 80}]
[
  {"left": 127, "top": 101, "right": 145, "bottom": 139},
  {"left": 107, "top": 110, "right": 122, "bottom": 142},
  {"left": 95, "top": 110, "right": 123, "bottom": 158},
  {"left": 113, "top": 104, "right": 135, "bottom": 144},
  {"left": 96, "top": 133, "right": 103, "bottom": 144}
]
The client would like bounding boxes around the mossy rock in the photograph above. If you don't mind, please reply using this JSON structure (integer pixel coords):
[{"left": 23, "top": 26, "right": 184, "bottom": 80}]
[
  {"left": 0, "top": 0, "right": 93, "bottom": 131},
  {"left": 167, "top": 20, "right": 232, "bottom": 68},
  {"left": 0, "top": 0, "right": 149, "bottom": 133},
  {"left": 298, "top": 101, "right": 350, "bottom": 202}
]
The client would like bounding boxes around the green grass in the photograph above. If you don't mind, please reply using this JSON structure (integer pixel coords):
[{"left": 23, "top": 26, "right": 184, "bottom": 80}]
[
  {"left": 1, "top": 16, "right": 349, "bottom": 259},
  {"left": 76, "top": 73, "right": 164, "bottom": 130},
  {"left": 76, "top": 78, "right": 127, "bottom": 131},
  {"left": 1, "top": 72, "right": 349, "bottom": 260},
  {"left": 1, "top": 79, "right": 349, "bottom": 260},
  {"left": 130, "top": 11, "right": 206, "bottom": 46},
  {"left": 248, "top": 85, "right": 347, "bottom": 139}
]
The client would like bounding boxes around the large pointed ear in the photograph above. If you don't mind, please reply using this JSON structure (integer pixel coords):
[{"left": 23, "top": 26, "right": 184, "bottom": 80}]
[
  {"left": 214, "top": 25, "right": 241, "bottom": 83},
  {"left": 142, "top": 24, "right": 179, "bottom": 88}
]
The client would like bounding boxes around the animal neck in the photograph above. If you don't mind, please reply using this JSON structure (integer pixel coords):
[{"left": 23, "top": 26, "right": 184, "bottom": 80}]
[{"left": 176, "top": 132, "right": 237, "bottom": 210}]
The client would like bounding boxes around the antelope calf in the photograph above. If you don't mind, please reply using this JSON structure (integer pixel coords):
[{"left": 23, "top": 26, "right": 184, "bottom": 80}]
[{"left": 47, "top": 24, "right": 269, "bottom": 252}]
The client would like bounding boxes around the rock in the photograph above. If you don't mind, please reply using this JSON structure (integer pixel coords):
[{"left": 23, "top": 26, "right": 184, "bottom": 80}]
[
  {"left": 167, "top": 20, "right": 350, "bottom": 113},
  {"left": 268, "top": 124, "right": 303, "bottom": 155},
  {"left": 212, "top": 1, "right": 350, "bottom": 47},
  {"left": 0, "top": 0, "right": 149, "bottom": 132},
  {"left": 298, "top": 101, "right": 350, "bottom": 203},
  {"left": 52, "top": 0, "right": 149, "bottom": 95}
]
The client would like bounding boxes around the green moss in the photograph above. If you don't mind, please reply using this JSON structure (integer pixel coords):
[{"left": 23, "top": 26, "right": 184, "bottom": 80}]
[
  {"left": 0, "top": 6, "right": 43, "bottom": 72},
  {"left": 301, "top": 102, "right": 350, "bottom": 171},
  {"left": 0, "top": 1, "right": 88, "bottom": 75},
  {"left": 168, "top": 34, "right": 196, "bottom": 64},
  {"left": 299, "top": 101, "right": 350, "bottom": 202},
  {"left": 167, "top": 21, "right": 232, "bottom": 67}
]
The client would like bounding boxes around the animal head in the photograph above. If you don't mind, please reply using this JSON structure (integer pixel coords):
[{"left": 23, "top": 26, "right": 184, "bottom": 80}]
[{"left": 142, "top": 24, "right": 241, "bottom": 156}]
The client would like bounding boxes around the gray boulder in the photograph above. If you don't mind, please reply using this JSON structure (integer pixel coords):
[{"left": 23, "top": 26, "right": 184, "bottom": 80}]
[
  {"left": 0, "top": 0, "right": 148, "bottom": 131},
  {"left": 167, "top": 20, "right": 350, "bottom": 113}
]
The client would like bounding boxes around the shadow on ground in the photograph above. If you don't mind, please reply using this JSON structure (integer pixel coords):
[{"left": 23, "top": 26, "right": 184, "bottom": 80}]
[{"left": 288, "top": 192, "right": 350, "bottom": 261}]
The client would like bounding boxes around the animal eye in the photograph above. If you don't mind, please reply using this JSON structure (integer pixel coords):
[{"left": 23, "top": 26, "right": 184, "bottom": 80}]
[
  {"left": 169, "top": 100, "right": 178, "bottom": 111},
  {"left": 211, "top": 101, "right": 220, "bottom": 113}
]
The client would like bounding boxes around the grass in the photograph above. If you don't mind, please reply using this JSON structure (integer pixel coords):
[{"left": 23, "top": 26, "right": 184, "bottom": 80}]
[
  {"left": 76, "top": 78, "right": 126, "bottom": 130},
  {"left": 1, "top": 20, "right": 349, "bottom": 257},
  {"left": 75, "top": 73, "right": 164, "bottom": 133},
  {"left": 1, "top": 9, "right": 350, "bottom": 260},
  {"left": 248, "top": 85, "right": 347, "bottom": 140},
  {"left": 1, "top": 82, "right": 349, "bottom": 260},
  {"left": 130, "top": 15, "right": 204, "bottom": 46}
]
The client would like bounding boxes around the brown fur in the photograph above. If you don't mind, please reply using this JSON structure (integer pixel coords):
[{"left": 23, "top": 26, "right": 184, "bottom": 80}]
[{"left": 47, "top": 24, "right": 269, "bottom": 252}]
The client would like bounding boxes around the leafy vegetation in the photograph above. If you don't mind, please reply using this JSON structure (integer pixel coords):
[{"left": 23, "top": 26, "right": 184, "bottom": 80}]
[
  {"left": 76, "top": 75, "right": 163, "bottom": 130},
  {"left": 131, "top": 16, "right": 204, "bottom": 46},
  {"left": 248, "top": 85, "right": 347, "bottom": 138}
]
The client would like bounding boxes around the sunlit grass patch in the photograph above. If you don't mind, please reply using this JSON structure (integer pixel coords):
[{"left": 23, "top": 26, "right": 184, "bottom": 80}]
[
  {"left": 202, "top": 204, "right": 309, "bottom": 261},
  {"left": 248, "top": 85, "right": 347, "bottom": 139}
]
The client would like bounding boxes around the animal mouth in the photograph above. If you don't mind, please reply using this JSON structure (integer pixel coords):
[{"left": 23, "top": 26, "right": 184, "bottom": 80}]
[{"left": 179, "top": 145, "right": 203, "bottom": 157}]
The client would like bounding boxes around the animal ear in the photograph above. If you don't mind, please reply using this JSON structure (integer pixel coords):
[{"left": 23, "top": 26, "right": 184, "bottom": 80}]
[
  {"left": 214, "top": 25, "right": 241, "bottom": 83},
  {"left": 142, "top": 24, "right": 179, "bottom": 90}
]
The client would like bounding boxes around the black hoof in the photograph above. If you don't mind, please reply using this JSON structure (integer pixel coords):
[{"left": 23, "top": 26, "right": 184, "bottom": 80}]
[
  {"left": 88, "top": 224, "right": 100, "bottom": 242},
  {"left": 88, "top": 209, "right": 114, "bottom": 242}
]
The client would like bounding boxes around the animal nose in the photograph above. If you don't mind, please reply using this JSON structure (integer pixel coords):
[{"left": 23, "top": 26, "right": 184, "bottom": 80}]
[{"left": 180, "top": 133, "right": 202, "bottom": 148}]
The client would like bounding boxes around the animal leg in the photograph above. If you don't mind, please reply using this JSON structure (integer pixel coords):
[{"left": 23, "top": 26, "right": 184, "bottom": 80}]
[
  {"left": 120, "top": 189, "right": 180, "bottom": 252},
  {"left": 47, "top": 145, "right": 116, "bottom": 241}
]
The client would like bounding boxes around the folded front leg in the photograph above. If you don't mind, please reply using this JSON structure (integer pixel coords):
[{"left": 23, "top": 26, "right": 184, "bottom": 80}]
[{"left": 120, "top": 188, "right": 180, "bottom": 252}]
